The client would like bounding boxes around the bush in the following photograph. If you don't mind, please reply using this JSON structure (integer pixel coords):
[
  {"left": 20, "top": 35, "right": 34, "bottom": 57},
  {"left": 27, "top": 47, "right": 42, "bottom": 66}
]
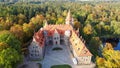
[
  {"left": 51, "top": 64, "right": 72, "bottom": 68},
  {"left": 52, "top": 47, "right": 62, "bottom": 51}
]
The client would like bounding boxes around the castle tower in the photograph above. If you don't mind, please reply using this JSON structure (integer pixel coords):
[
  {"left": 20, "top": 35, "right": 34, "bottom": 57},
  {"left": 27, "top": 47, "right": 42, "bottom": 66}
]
[
  {"left": 44, "top": 20, "right": 48, "bottom": 28},
  {"left": 65, "top": 10, "right": 74, "bottom": 26}
]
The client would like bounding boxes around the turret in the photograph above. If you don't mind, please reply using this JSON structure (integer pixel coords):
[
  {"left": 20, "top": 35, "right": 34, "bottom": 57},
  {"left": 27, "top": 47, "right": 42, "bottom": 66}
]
[
  {"left": 44, "top": 20, "right": 48, "bottom": 28},
  {"left": 65, "top": 10, "right": 74, "bottom": 26}
]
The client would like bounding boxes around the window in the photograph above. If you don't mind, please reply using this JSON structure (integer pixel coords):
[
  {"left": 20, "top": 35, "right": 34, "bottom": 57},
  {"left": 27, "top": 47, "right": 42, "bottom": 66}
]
[
  {"left": 32, "top": 50, "right": 34, "bottom": 53},
  {"left": 31, "top": 54, "right": 33, "bottom": 56},
  {"left": 73, "top": 39, "right": 74, "bottom": 41},
  {"left": 78, "top": 48, "right": 80, "bottom": 50},
  {"left": 75, "top": 43, "right": 77, "bottom": 46},
  {"left": 83, "top": 50, "right": 88, "bottom": 54}
]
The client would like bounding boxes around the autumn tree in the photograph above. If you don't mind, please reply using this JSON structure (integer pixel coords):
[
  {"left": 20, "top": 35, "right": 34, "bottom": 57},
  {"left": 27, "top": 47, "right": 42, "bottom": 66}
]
[
  {"left": 56, "top": 16, "right": 64, "bottom": 24},
  {"left": 83, "top": 24, "right": 93, "bottom": 35},
  {"left": 96, "top": 50, "right": 120, "bottom": 68},
  {"left": 73, "top": 20, "right": 81, "bottom": 30},
  {"left": 17, "top": 13, "right": 27, "bottom": 25},
  {"left": 23, "top": 23, "right": 34, "bottom": 42},
  {"left": 10, "top": 24, "right": 24, "bottom": 42},
  {"left": 0, "top": 42, "right": 9, "bottom": 52}
]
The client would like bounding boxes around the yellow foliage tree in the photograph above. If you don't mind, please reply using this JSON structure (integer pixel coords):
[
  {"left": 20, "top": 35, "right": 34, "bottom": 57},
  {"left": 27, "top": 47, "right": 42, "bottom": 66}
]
[
  {"left": 83, "top": 24, "right": 93, "bottom": 35},
  {"left": 96, "top": 44, "right": 120, "bottom": 68}
]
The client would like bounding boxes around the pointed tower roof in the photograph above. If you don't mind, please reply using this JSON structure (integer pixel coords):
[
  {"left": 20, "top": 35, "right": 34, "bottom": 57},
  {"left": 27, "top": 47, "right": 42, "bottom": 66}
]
[
  {"left": 44, "top": 20, "right": 48, "bottom": 27},
  {"left": 65, "top": 10, "right": 74, "bottom": 26},
  {"left": 66, "top": 10, "right": 72, "bottom": 22},
  {"left": 54, "top": 29, "right": 58, "bottom": 34}
]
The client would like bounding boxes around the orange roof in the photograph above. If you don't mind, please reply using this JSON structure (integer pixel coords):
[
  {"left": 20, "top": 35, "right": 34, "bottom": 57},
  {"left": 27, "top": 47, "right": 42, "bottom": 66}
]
[
  {"left": 34, "top": 30, "right": 44, "bottom": 47},
  {"left": 70, "top": 30, "right": 92, "bottom": 57},
  {"left": 47, "top": 30, "right": 55, "bottom": 36},
  {"left": 43, "top": 24, "right": 73, "bottom": 31}
]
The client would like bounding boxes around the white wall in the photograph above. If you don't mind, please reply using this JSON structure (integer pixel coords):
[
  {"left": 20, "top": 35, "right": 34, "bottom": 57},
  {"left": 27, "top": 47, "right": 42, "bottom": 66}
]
[
  {"left": 77, "top": 56, "right": 92, "bottom": 64},
  {"left": 53, "top": 32, "right": 60, "bottom": 46},
  {"left": 29, "top": 41, "right": 43, "bottom": 60}
]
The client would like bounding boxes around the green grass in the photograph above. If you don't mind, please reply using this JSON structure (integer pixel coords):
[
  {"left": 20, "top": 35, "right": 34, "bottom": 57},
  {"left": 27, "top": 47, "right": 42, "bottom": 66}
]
[
  {"left": 52, "top": 47, "right": 62, "bottom": 51},
  {"left": 51, "top": 64, "right": 72, "bottom": 68}
]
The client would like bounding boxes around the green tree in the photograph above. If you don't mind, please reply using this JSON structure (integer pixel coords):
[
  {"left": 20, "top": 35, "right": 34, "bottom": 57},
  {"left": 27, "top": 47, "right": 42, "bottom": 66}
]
[
  {"left": 0, "top": 48, "right": 23, "bottom": 68},
  {"left": 0, "top": 31, "right": 21, "bottom": 52},
  {"left": 111, "top": 21, "right": 120, "bottom": 35},
  {"left": 0, "top": 42, "right": 9, "bottom": 52},
  {"left": 89, "top": 37, "right": 102, "bottom": 57}
]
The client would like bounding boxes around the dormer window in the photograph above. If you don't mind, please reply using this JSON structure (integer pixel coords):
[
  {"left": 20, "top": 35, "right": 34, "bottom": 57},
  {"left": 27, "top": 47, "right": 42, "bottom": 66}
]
[
  {"left": 83, "top": 50, "right": 88, "bottom": 54},
  {"left": 78, "top": 48, "right": 80, "bottom": 50},
  {"left": 75, "top": 43, "right": 77, "bottom": 46}
]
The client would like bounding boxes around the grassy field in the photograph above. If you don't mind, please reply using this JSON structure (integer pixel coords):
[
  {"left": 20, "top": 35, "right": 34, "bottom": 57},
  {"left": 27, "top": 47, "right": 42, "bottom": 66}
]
[{"left": 51, "top": 64, "right": 72, "bottom": 68}]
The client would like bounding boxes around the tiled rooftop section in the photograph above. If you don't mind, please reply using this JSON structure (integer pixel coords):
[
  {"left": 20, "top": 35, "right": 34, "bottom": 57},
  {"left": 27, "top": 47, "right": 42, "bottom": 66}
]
[
  {"left": 43, "top": 24, "right": 73, "bottom": 31},
  {"left": 34, "top": 30, "right": 45, "bottom": 47},
  {"left": 70, "top": 30, "right": 92, "bottom": 57}
]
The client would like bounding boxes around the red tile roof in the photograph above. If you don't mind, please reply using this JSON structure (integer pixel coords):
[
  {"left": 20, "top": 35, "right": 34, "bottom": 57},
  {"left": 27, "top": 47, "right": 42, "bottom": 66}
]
[
  {"left": 34, "top": 30, "right": 44, "bottom": 47},
  {"left": 43, "top": 24, "right": 73, "bottom": 31},
  {"left": 34, "top": 24, "right": 72, "bottom": 47}
]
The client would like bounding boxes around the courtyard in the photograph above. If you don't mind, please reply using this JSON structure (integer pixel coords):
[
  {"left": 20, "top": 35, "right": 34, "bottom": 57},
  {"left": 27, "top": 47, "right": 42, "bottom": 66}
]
[{"left": 41, "top": 44, "right": 74, "bottom": 68}]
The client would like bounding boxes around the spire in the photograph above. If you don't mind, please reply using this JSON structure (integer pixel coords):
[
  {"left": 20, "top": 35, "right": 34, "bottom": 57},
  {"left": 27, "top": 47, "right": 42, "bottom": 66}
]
[
  {"left": 54, "top": 29, "right": 58, "bottom": 34},
  {"left": 44, "top": 20, "right": 48, "bottom": 27},
  {"left": 66, "top": 10, "right": 71, "bottom": 21},
  {"left": 65, "top": 10, "right": 74, "bottom": 26}
]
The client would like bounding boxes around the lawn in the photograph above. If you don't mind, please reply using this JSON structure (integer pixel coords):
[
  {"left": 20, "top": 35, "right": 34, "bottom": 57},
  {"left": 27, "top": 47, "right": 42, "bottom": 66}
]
[
  {"left": 51, "top": 64, "right": 72, "bottom": 68},
  {"left": 52, "top": 47, "right": 62, "bottom": 51}
]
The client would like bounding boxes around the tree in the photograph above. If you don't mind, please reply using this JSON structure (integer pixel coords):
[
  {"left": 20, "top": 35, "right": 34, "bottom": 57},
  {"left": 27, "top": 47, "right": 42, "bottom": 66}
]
[
  {"left": 103, "top": 43, "right": 113, "bottom": 51},
  {"left": 56, "top": 16, "right": 64, "bottom": 24},
  {"left": 0, "top": 31, "right": 21, "bottom": 52},
  {"left": 83, "top": 24, "right": 93, "bottom": 35},
  {"left": 23, "top": 23, "right": 34, "bottom": 42},
  {"left": 73, "top": 20, "right": 81, "bottom": 30},
  {"left": 111, "top": 21, "right": 120, "bottom": 35},
  {"left": 96, "top": 50, "right": 120, "bottom": 68},
  {"left": 89, "top": 37, "right": 102, "bottom": 57},
  {"left": 96, "top": 43, "right": 120, "bottom": 68},
  {"left": 17, "top": 13, "right": 27, "bottom": 25},
  {"left": 10, "top": 24, "right": 24, "bottom": 42},
  {"left": 0, "top": 48, "right": 23, "bottom": 68},
  {"left": 0, "top": 42, "right": 9, "bottom": 52}
]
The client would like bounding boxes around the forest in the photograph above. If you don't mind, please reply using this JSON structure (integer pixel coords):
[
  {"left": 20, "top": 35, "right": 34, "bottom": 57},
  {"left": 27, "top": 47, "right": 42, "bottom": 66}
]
[{"left": 0, "top": 2, "right": 120, "bottom": 68}]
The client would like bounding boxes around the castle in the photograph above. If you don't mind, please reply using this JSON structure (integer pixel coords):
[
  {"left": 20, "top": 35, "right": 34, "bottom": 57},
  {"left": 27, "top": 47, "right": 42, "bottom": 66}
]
[{"left": 28, "top": 10, "right": 92, "bottom": 65}]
